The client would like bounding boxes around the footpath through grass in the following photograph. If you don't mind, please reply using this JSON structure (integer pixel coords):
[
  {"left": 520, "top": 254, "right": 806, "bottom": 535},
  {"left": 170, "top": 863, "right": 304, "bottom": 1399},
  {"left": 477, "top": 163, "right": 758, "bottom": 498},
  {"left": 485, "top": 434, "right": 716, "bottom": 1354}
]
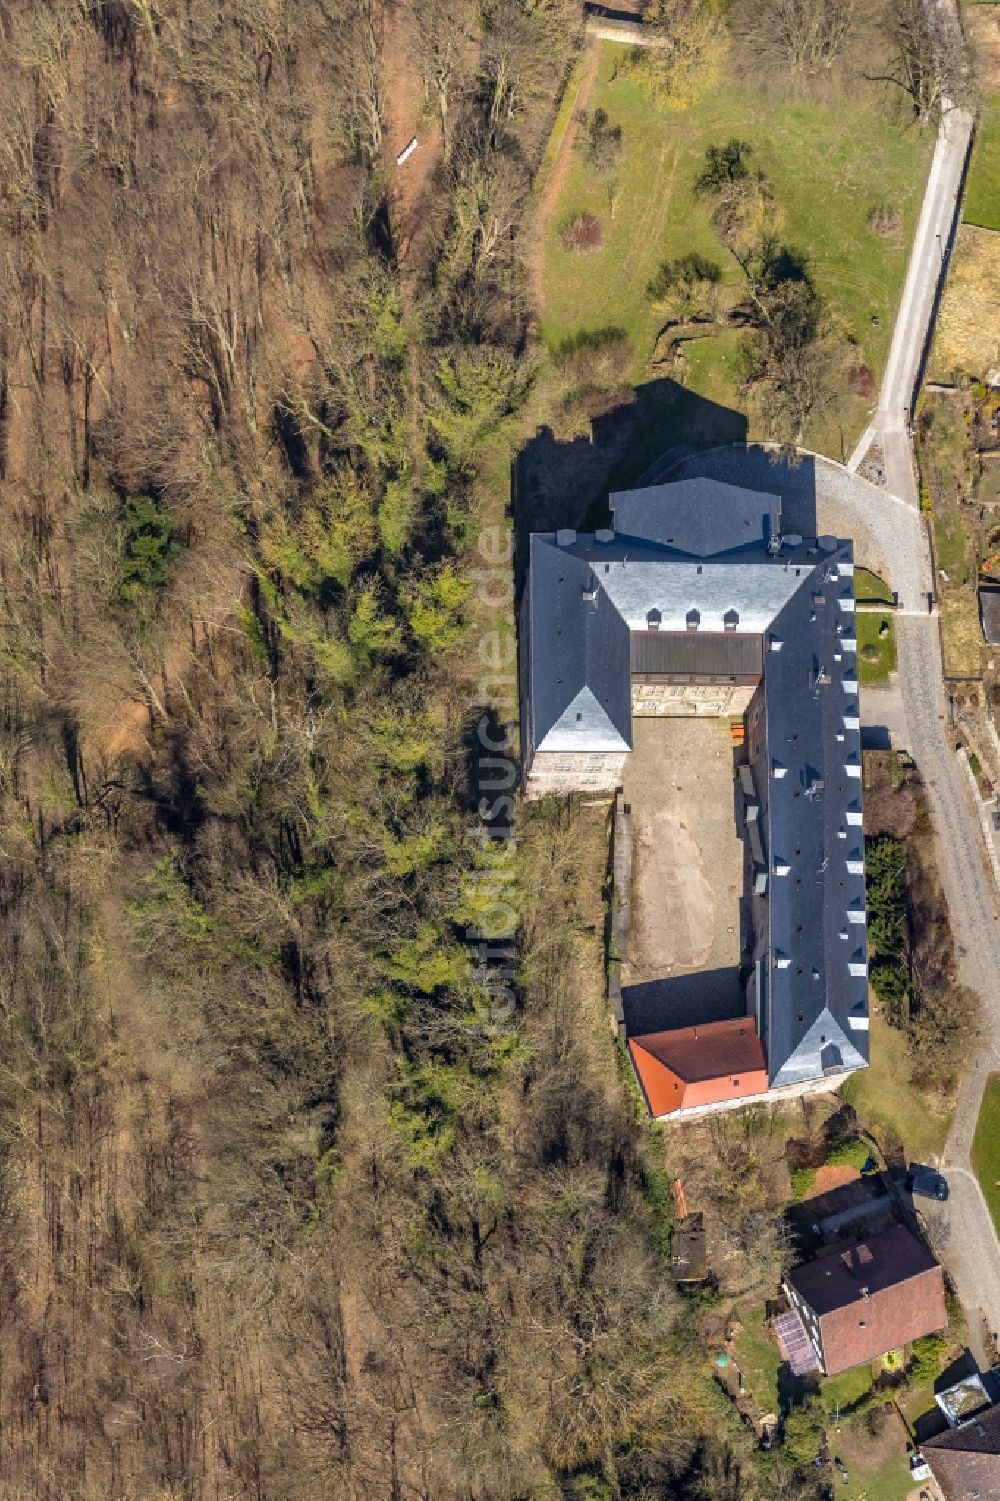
[
  {"left": 539, "top": 44, "right": 932, "bottom": 460},
  {"left": 973, "top": 1074, "right": 1000, "bottom": 1236},
  {"left": 964, "top": 94, "right": 1000, "bottom": 231}
]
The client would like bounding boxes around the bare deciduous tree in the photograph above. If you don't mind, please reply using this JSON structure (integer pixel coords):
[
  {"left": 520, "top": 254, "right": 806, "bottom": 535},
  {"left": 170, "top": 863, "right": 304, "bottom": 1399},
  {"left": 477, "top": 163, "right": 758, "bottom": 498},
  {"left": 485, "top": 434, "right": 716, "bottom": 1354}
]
[{"left": 731, "top": 0, "right": 859, "bottom": 77}]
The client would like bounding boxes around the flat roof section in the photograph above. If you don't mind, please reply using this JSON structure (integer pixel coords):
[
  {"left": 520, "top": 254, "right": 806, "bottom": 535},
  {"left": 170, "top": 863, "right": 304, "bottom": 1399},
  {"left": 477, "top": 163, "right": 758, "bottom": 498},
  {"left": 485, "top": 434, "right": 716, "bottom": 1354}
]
[
  {"left": 630, "top": 629, "right": 763, "bottom": 679},
  {"left": 610, "top": 478, "right": 780, "bottom": 556}
]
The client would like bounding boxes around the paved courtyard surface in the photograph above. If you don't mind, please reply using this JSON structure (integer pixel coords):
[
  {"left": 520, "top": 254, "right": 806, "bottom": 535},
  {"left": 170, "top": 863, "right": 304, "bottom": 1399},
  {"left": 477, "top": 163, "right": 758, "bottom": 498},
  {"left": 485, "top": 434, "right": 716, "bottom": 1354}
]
[{"left": 621, "top": 717, "right": 745, "bottom": 1036}]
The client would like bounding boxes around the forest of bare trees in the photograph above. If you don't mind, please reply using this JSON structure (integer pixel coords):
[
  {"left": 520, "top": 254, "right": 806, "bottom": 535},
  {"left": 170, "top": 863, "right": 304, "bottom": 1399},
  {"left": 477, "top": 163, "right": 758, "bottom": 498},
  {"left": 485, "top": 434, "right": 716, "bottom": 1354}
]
[
  {"left": 0, "top": 1, "right": 942, "bottom": 1498},
  {"left": 0, "top": 3, "right": 722, "bottom": 1497}
]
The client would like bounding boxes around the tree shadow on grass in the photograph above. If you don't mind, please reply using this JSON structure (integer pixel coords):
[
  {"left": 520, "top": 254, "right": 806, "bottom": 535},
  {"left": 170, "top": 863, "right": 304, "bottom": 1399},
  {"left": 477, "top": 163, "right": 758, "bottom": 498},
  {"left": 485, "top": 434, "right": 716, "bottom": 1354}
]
[
  {"left": 512, "top": 375, "right": 836, "bottom": 601},
  {"left": 512, "top": 376, "right": 749, "bottom": 594}
]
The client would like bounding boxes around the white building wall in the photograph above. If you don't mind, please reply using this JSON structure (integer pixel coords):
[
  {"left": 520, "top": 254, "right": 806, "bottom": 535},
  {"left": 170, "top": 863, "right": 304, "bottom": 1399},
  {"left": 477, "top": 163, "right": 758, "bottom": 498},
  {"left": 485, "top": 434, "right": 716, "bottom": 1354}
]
[{"left": 653, "top": 1064, "right": 867, "bottom": 1123}]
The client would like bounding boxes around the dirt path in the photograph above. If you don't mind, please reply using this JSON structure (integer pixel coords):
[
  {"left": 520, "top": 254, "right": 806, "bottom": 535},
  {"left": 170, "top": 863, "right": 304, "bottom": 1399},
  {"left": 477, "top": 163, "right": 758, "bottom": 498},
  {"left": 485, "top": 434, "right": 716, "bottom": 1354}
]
[
  {"left": 527, "top": 42, "right": 602, "bottom": 335},
  {"left": 379, "top": 0, "right": 442, "bottom": 274}
]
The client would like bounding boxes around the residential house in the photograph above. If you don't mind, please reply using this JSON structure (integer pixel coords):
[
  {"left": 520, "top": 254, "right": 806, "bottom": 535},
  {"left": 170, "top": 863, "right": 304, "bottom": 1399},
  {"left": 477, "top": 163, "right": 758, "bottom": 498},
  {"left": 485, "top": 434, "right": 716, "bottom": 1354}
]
[
  {"left": 781, "top": 1224, "right": 947, "bottom": 1375},
  {"left": 923, "top": 1402, "right": 1000, "bottom": 1500}
]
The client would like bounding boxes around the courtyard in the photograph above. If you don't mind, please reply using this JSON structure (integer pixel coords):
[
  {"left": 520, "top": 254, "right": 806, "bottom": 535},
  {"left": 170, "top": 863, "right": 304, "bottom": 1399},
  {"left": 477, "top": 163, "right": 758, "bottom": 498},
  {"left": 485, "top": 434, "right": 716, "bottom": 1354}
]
[{"left": 621, "top": 716, "right": 747, "bottom": 1037}]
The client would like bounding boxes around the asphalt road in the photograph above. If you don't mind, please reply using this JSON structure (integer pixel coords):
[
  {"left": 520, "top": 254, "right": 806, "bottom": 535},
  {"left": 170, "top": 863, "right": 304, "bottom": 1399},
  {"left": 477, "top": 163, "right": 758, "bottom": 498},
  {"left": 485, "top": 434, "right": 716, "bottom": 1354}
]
[{"left": 848, "top": 97, "right": 974, "bottom": 476}]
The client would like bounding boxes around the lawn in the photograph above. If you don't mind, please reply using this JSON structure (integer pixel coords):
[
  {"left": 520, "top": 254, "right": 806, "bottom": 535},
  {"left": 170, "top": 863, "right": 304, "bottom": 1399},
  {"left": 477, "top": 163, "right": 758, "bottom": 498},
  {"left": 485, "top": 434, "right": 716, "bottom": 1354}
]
[
  {"left": 857, "top": 612, "right": 897, "bottom": 683},
  {"left": 540, "top": 44, "right": 932, "bottom": 460},
  {"left": 730, "top": 1306, "right": 783, "bottom": 1415},
  {"left": 972, "top": 1073, "right": 1000, "bottom": 1236},
  {"left": 964, "top": 94, "right": 1000, "bottom": 230},
  {"left": 821, "top": 1363, "right": 873, "bottom": 1416},
  {"left": 854, "top": 567, "right": 894, "bottom": 605},
  {"left": 934, "top": 496, "right": 975, "bottom": 586},
  {"left": 839, "top": 1012, "right": 951, "bottom": 1161},
  {"left": 836, "top": 1433, "right": 919, "bottom": 1501}
]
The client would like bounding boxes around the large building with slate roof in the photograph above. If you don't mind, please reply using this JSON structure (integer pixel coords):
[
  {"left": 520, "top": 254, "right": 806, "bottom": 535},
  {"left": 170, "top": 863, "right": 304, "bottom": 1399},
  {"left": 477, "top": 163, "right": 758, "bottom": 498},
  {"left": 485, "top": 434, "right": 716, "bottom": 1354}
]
[{"left": 518, "top": 476, "right": 869, "bottom": 1110}]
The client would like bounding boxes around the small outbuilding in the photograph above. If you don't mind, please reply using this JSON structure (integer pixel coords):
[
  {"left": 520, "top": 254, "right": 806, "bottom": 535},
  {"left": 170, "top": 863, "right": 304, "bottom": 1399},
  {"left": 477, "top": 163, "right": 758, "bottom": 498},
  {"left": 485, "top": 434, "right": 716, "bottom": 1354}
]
[
  {"left": 979, "top": 582, "right": 1000, "bottom": 645},
  {"left": 628, "top": 1017, "right": 768, "bottom": 1117}
]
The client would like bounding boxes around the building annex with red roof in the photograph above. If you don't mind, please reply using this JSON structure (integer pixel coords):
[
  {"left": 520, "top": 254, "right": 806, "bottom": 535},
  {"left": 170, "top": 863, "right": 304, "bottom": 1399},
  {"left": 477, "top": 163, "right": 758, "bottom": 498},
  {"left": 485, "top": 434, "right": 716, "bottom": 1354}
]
[{"left": 628, "top": 1018, "right": 768, "bottom": 1116}]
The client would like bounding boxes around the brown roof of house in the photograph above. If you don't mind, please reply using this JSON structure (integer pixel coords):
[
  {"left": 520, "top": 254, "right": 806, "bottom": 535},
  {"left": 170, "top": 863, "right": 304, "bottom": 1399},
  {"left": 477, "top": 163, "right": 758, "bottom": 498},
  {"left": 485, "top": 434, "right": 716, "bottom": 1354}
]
[
  {"left": 628, "top": 1018, "right": 767, "bottom": 1116},
  {"left": 924, "top": 1403, "right": 1000, "bottom": 1501},
  {"left": 786, "top": 1224, "right": 946, "bottom": 1375}
]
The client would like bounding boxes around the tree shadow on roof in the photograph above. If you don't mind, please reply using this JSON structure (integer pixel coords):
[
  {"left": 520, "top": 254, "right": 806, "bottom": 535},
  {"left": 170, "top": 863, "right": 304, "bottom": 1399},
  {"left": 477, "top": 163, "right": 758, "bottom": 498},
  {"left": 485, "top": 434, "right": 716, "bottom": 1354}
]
[
  {"left": 512, "top": 377, "right": 831, "bottom": 604},
  {"left": 512, "top": 377, "right": 750, "bottom": 596},
  {"left": 622, "top": 967, "right": 746, "bottom": 1036}
]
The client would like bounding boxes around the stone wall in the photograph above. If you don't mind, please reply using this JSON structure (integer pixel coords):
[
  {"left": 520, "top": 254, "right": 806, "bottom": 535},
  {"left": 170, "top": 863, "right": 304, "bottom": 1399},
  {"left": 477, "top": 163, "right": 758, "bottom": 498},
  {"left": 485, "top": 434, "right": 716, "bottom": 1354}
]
[{"left": 608, "top": 790, "right": 631, "bottom": 1039}]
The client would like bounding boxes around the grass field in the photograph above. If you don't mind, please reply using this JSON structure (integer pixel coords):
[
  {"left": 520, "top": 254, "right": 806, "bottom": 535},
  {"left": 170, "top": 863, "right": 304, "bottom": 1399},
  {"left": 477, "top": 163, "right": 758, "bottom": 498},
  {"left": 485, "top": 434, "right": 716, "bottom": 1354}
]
[
  {"left": 540, "top": 45, "right": 932, "bottom": 460},
  {"left": 940, "top": 590, "right": 984, "bottom": 679},
  {"left": 821, "top": 1363, "right": 874, "bottom": 1414},
  {"left": 964, "top": 95, "right": 1000, "bottom": 231},
  {"left": 840, "top": 1012, "right": 951, "bottom": 1160},
  {"left": 934, "top": 496, "right": 975, "bottom": 585},
  {"left": 972, "top": 1074, "right": 1000, "bottom": 1236},
  {"left": 857, "top": 612, "right": 897, "bottom": 683},
  {"left": 731, "top": 1307, "right": 782, "bottom": 1412}
]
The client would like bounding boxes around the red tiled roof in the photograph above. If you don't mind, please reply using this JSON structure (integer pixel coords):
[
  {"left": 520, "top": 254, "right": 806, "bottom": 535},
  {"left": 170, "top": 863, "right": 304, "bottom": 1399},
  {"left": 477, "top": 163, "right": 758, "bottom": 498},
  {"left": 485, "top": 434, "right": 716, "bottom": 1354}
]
[
  {"left": 924, "top": 1402, "right": 1000, "bottom": 1500},
  {"left": 628, "top": 1018, "right": 767, "bottom": 1116},
  {"left": 786, "top": 1224, "right": 946, "bottom": 1375}
]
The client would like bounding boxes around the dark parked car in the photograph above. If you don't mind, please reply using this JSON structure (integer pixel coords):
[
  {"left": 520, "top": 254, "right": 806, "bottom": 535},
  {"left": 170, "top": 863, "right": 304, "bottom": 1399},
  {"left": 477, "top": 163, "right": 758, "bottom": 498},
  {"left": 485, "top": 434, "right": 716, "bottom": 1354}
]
[{"left": 906, "top": 1170, "right": 949, "bottom": 1202}]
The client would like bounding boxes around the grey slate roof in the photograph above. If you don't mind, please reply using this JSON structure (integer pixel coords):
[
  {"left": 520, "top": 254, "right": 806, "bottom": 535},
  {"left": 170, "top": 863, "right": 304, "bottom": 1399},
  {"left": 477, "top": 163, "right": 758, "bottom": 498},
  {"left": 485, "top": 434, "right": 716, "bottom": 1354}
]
[
  {"left": 761, "top": 545, "right": 869, "bottom": 1087},
  {"left": 610, "top": 477, "right": 781, "bottom": 555},
  {"left": 524, "top": 535, "right": 631, "bottom": 755},
  {"left": 567, "top": 534, "right": 805, "bottom": 632},
  {"left": 521, "top": 477, "right": 868, "bottom": 1093},
  {"left": 980, "top": 585, "right": 1000, "bottom": 646}
]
